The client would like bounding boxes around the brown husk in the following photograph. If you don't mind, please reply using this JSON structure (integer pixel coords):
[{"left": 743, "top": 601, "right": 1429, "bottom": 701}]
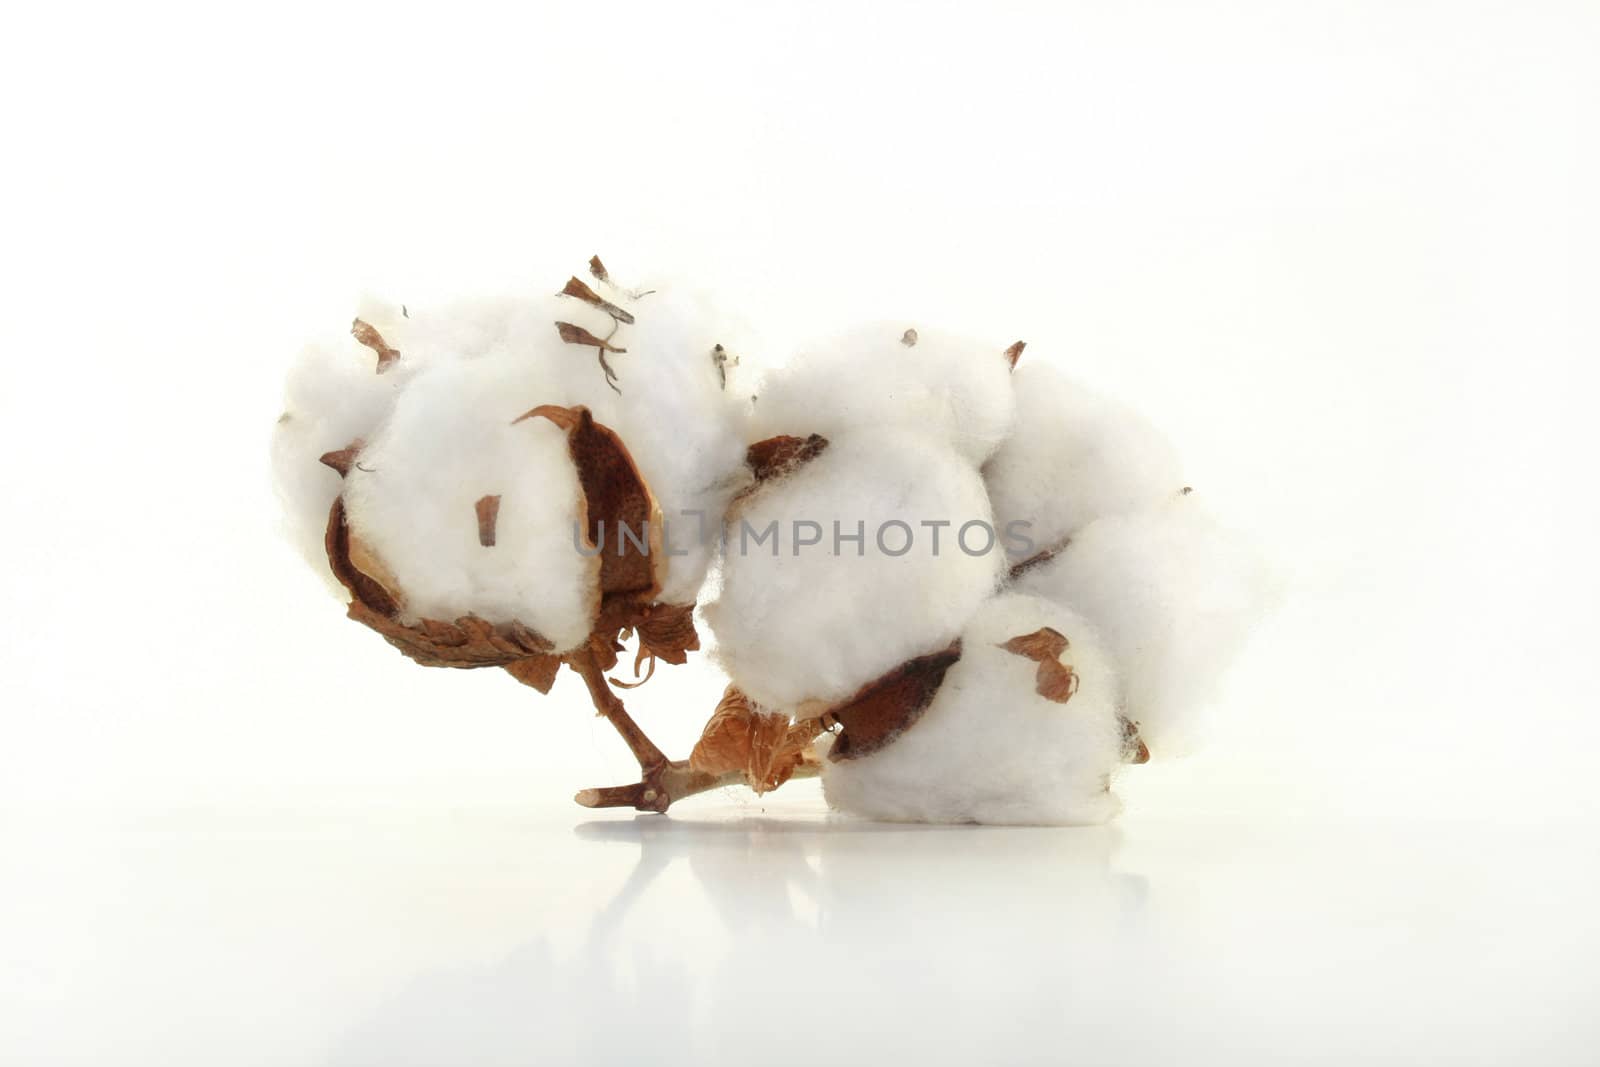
[
  {"left": 824, "top": 641, "right": 963, "bottom": 761},
  {"left": 744, "top": 434, "right": 829, "bottom": 484},
  {"left": 690, "top": 687, "right": 822, "bottom": 793}
]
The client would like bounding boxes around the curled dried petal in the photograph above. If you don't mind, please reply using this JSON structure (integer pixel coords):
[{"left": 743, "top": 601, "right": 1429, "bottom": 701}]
[
  {"left": 555, "top": 321, "right": 626, "bottom": 353},
  {"left": 997, "top": 627, "right": 1080, "bottom": 704},
  {"left": 559, "top": 276, "right": 635, "bottom": 324},
  {"left": 319, "top": 440, "right": 363, "bottom": 478},
  {"left": 745, "top": 434, "right": 829, "bottom": 484},
  {"left": 351, "top": 318, "right": 401, "bottom": 373}
]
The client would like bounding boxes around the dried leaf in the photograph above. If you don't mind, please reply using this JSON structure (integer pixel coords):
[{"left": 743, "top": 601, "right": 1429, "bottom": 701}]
[
  {"left": 505, "top": 654, "right": 562, "bottom": 694},
  {"left": 588, "top": 255, "right": 611, "bottom": 284},
  {"left": 513, "top": 404, "right": 664, "bottom": 611},
  {"left": 325, "top": 498, "right": 400, "bottom": 617},
  {"left": 554, "top": 320, "right": 626, "bottom": 353},
  {"left": 351, "top": 318, "right": 401, "bottom": 373},
  {"left": 1004, "top": 340, "right": 1025, "bottom": 369},
  {"left": 559, "top": 276, "right": 635, "bottom": 324},
  {"left": 997, "top": 627, "right": 1079, "bottom": 704},
  {"left": 745, "top": 434, "right": 829, "bottom": 484},
  {"left": 1121, "top": 718, "right": 1151, "bottom": 764},
  {"left": 825, "top": 641, "right": 963, "bottom": 761},
  {"left": 319, "top": 440, "right": 363, "bottom": 478},
  {"left": 691, "top": 687, "right": 822, "bottom": 793},
  {"left": 475, "top": 494, "right": 501, "bottom": 547}
]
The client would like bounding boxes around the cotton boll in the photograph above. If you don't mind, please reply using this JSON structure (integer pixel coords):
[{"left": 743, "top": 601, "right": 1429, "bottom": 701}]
[
  {"left": 271, "top": 296, "right": 551, "bottom": 585},
  {"left": 1014, "top": 496, "right": 1274, "bottom": 754},
  {"left": 820, "top": 593, "right": 1127, "bottom": 826},
  {"left": 449, "top": 276, "right": 755, "bottom": 606},
  {"left": 749, "top": 323, "right": 1016, "bottom": 465},
  {"left": 274, "top": 265, "right": 756, "bottom": 609},
  {"left": 340, "top": 357, "right": 599, "bottom": 653},
  {"left": 703, "top": 428, "right": 1003, "bottom": 710},
  {"left": 984, "top": 363, "right": 1183, "bottom": 564}
]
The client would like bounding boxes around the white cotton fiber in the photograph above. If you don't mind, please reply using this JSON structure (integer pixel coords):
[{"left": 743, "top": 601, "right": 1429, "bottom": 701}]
[
  {"left": 819, "top": 593, "right": 1127, "bottom": 825},
  {"left": 703, "top": 428, "right": 1003, "bottom": 711},
  {"left": 1013, "top": 496, "right": 1274, "bottom": 754},
  {"left": 341, "top": 357, "right": 600, "bottom": 653},
  {"left": 749, "top": 323, "right": 1016, "bottom": 465},
  {"left": 983, "top": 362, "right": 1183, "bottom": 563}
]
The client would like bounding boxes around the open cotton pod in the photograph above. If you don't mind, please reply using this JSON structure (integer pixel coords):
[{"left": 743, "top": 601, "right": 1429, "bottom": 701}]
[
  {"left": 817, "top": 593, "right": 1143, "bottom": 825},
  {"left": 984, "top": 362, "right": 1184, "bottom": 567},
  {"left": 336, "top": 359, "right": 601, "bottom": 655},
  {"left": 748, "top": 323, "right": 1018, "bottom": 465},
  {"left": 1013, "top": 494, "right": 1275, "bottom": 754},
  {"left": 703, "top": 426, "right": 1004, "bottom": 712},
  {"left": 274, "top": 258, "right": 754, "bottom": 612}
]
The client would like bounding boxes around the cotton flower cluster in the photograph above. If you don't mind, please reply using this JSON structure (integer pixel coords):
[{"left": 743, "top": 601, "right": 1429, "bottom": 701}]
[{"left": 273, "top": 257, "right": 1271, "bottom": 824}]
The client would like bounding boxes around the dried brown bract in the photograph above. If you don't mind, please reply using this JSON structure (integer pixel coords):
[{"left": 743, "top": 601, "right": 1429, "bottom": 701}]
[
  {"left": 824, "top": 641, "right": 964, "bottom": 761},
  {"left": 690, "top": 687, "right": 822, "bottom": 794},
  {"left": 997, "top": 626, "right": 1079, "bottom": 704},
  {"left": 351, "top": 318, "right": 401, "bottom": 373},
  {"left": 475, "top": 494, "right": 501, "bottom": 547},
  {"left": 744, "top": 434, "right": 829, "bottom": 485},
  {"left": 512, "top": 404, "right": 664, "bottom": 616},
  {"left": 1006, "top": 538, "right": 1069, "bottom": 582},
  {"left": 1121, "top": 718, "right": 1151, "bottom": 764}
]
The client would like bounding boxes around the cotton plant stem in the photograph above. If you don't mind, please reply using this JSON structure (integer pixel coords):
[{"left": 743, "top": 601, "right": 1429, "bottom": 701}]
[
  {"left": 568, "top": 646, "right": 669, "bottom": 772},
  {"left": 568, "top": 661, "right": 827, "bottom": 812}
]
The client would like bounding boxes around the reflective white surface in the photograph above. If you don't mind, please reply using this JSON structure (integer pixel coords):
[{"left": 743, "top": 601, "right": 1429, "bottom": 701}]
[{"left": 6, "top": 776, "right": 1596, "bottom": 1065}]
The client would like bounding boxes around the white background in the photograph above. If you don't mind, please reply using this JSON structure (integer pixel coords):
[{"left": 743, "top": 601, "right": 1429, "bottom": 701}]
[{"left": 2, "top": 2, "right": 1596, "bottom": 1064}]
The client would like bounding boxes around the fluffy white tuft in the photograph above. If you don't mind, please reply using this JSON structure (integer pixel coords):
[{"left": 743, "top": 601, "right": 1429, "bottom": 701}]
[
  {"left": 749, "top": 323, "right": 1016, "bottom": 465},
  {"left": 984, "top": 363, "right": 1183, "bottom": 563},
  {"left": 819, "top": 593, "right": 1126, "bottom": 825},
  {"left": 704, "top": 428, "right": 1003, "bottom": 710},
  {"left": 1014, "top": 496, "right": 1274, "bottom": 754}
]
